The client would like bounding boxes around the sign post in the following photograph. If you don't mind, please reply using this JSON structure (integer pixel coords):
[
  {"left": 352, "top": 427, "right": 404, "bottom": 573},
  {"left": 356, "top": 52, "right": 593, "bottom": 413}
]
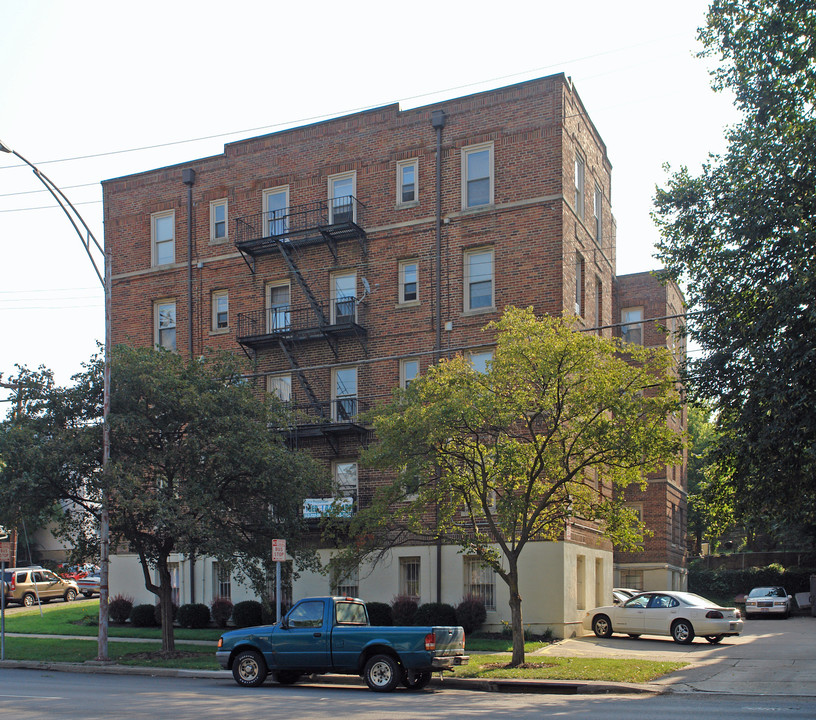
[{"left": 272, "top": 539, "right": 286, "bottom": 623}]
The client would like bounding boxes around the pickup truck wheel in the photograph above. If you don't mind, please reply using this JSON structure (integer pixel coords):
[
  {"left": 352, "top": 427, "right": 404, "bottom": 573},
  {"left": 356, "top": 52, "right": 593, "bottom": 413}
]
[
  {"left": 364, "top": 654, "right": 400, "bottom": 693},
  {"left": 403, "top": 670, "right": 432, "bottom": 690},
  {"left": 232, "top": 650, "right": 268, "bottom": 687}
]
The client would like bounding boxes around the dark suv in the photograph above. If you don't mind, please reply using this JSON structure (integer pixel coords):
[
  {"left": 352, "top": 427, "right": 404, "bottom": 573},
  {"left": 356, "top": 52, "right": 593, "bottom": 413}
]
[{"left": 1, "top": 567, "right": 79, "bottom": 606}]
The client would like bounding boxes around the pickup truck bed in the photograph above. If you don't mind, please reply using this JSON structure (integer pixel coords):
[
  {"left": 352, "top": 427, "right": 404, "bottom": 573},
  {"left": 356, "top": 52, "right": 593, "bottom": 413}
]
[{"left": 217, "top": 596, "right": 468, "bottom": 692}]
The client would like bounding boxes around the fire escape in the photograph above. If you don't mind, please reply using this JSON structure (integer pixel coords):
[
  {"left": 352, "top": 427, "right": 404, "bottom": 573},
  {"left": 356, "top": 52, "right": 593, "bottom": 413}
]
[{"left": 234, "top": 196, "right": 370, "bottom": 454}]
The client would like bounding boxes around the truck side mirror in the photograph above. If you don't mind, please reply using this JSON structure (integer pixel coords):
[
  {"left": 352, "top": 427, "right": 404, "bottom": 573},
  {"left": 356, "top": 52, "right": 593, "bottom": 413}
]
[{"left": 280, "top": 617, "right": 289, "bottom": 629}]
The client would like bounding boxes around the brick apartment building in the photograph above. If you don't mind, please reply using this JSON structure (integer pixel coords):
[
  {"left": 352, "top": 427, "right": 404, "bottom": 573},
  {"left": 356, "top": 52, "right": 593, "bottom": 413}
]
[{"left": 102, "top": 74, "right": 686, "bottom": 636}]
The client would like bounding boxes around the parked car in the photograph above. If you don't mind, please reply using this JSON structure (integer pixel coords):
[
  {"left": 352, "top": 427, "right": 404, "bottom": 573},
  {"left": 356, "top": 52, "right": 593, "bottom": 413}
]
[
  {"left": 585, "top": 590, "right": 743, "bottom": 645},
  {"left": 0, "top": 567, "right": 79, "bottom": 606},
  {"left": 217, "top": 595, "right": 469, "bottom": 692},
  {"left": 76, "top": 573, "right": 101, "bottom": 598},
  {"left": 613, "top": 587, "right": 642, "bottom": 605},
  {"left": 744, "top": 586, "right": 793, "bottom": 619}
]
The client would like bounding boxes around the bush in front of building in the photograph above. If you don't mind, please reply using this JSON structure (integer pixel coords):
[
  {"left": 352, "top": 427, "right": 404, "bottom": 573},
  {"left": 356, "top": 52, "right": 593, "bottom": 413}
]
[
  {"left": 414, "top": 602, "right": 457, "bottom": 627},
  {"left": 130, "top": 603, "right": 160, "bottom": 627},
  {"left": 366, "top": 601, "right": 393, "bottom": 626},
  {"left": 455, "top": 597, "right": 487, "bottom": 634},
  {"left": 177, "top": 603, "right": 211, "bottom": 629},
  {"left": 391, "top": 595, "right": 418, "bottom": 626},
  {"left": 109, "top": 594, "right": 134, "bottom": 624},
  {"left": 211, "top": 598, "right": 233, "bottom": 628},
  {"left": 232, "top": 600, "right": 263, "bottom": 628}
]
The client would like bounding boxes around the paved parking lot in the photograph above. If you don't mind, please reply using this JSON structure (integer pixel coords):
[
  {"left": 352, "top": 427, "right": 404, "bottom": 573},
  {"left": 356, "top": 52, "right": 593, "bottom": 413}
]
[{"left": 538, "top": 615, "right": 816, "bottom": 695}]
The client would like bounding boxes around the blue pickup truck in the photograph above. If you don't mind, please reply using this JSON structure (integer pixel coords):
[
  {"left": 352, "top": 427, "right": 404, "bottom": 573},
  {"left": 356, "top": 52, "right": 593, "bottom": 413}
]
[{"left": 216, "top": 596, "right": 469, "bottom": 692}]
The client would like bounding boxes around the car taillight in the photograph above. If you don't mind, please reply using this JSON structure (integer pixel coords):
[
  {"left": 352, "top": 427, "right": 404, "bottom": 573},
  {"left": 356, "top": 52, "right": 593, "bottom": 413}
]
[
  {"left": 9, "top": 577, "right": 14, "bottom": 591},
  {"left": 705, "top": 610, "right": 724, "bottom": 619},
  {"left": 424, "top": 632, "right": 436, "bottom": 651}
]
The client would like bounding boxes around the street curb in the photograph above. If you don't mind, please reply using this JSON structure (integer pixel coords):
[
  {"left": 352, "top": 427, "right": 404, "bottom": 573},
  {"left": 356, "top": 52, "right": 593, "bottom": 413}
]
[{"left": 0, "top": 659, "right": 662, "bottom": 695}]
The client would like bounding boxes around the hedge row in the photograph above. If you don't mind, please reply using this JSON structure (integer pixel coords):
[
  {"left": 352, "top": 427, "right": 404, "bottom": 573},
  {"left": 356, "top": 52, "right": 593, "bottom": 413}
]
[
  {"left": 366, "top": 597, "right": 487, "bottom": 634},
  {"left": 688, "top": 563, "right": 815, "bottom": 599}
]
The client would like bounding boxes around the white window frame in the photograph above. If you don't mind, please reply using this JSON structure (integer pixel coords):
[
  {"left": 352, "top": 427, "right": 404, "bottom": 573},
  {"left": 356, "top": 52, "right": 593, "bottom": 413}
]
[
  {"left": 154, "top": 299, "right": 177, "bottom": 351},
  {"left": 263, "top": 186, "right": 289, "bottom": 237},
  {"left": 396, "top": 158, "right": 418, "bottom": 206},
  {"left": 332, "top": 366, "right": 358, "bottom": 422},
  {"left": 151, "top": 210, "right": 175, "bottom": 267},
  {"left": 266, "top": 373, "right": 292, "bottom": 403},
  {"left": 575, "top": 255, "right": 584, "bottom": 316},
  {"left": 212, "top": 290, "right": 229, "bottom": 332},
  {"left": 399, "top": 557, "right": 421, "bottom": 601},
  {"left": 333, "top": 566, "right": 359, "bottom": 597},
  {"left": 328, "top": 171, "right": 356, "bottom": 223},
  {"left": 574, "top": 152, "right": 585, "bottom": 220},
  {"left": 266, "top": 281, "right": 291, "bottom": 333},
  {"left": 398, "top": 259, "right": 419, "bottom": 305},
  {"left": 463, "top": 556, "right": 496, "bottom": 611},
  {"left": 461, "top": 142, "right": 494, "bottom": 209},
  {"left": 400, "top": 358, "right": 420, "bottom": 389},
  {"left": 210, "top": 199, "right": 228, "bottom": 243},
  {"left": 464, "top": 246, "right": 494, "bottom": 313},
  {"left": 214, "top": 562, "right": 232, "bottom": 600},
  {"left": 333, "top": 460, "right": 358, "bottom": 498},
  {"left": 621, "top": 306, "right": 645, "bottom": 345},
  {"left": 331, "top": 271, "right": 357, "bottom": 324}
]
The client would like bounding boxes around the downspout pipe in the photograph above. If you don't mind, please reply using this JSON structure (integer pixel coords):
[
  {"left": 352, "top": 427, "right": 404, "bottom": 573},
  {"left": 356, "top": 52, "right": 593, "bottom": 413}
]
[
  {"left": 431, "top": 109, "right": 446, "bottom": 604},
  {"left": 182, "top": 168, "right": 196, "bottom": 603}
]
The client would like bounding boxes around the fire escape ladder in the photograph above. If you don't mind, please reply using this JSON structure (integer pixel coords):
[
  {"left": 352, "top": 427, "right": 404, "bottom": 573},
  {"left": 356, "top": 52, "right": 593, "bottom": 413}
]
[
  {"left": 276, "top": 240, "right": 329, "bottom": 327},
  {"left": 277, "top": 338, "right": 325, "bottom": 419}
]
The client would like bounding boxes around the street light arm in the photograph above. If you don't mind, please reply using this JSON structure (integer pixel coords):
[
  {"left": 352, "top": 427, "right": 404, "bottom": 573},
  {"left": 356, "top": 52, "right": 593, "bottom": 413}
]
[{"left": 0, "top": 141, "right": 105, "bottom": 288}]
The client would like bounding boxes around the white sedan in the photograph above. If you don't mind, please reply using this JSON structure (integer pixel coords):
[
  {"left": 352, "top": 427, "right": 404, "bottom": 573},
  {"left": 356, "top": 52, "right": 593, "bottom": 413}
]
[{"left": 585, "top": 591, "right": 744, "bottom": 644}]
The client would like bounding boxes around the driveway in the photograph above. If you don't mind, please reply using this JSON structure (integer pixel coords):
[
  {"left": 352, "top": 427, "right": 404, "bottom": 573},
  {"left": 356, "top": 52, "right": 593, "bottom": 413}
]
[{"left": 537, "top": 615, "right": 816, "bottom": 696}]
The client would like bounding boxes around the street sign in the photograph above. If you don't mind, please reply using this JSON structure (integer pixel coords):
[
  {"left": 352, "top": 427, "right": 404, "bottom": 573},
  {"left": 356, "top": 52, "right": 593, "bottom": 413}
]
[
  {"left": 0, "top": 543, "right": 11, "bottom": 563},
  {"left": 272, "top": 539, "right": 286, "bottom": 562}
]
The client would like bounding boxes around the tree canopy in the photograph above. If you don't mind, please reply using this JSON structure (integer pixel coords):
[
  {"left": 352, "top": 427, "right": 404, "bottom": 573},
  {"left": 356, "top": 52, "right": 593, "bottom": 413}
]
[
  {"left": 654, "top": 0, "right": 816, "bottom": 544},
  {"left": 0, "top": 346, "right": 327, "bottom": 650},
  {"left": 340, "top": 308, "right": 683, "bottom": 664}
]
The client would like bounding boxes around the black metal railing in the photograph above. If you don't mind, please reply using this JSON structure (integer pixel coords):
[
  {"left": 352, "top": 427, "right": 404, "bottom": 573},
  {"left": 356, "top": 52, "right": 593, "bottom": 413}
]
[
  {"left": 235, "top": 196, "right": 365, "bottom": 246},
  {"left": 237, "top": 301, "right": 367, "bottom": 343},
  {"left": 276, "top": 398, "right": 370, "bottom": 426}
]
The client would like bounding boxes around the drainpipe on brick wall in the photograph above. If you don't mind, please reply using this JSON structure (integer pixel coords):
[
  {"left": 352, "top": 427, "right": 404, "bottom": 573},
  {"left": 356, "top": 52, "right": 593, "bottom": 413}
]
[
  {"left": 182, "top": 168, "right": 196, "bottom": 603},
  {"left": 431, "top": 109, "right": 446, "bottom": 604}
]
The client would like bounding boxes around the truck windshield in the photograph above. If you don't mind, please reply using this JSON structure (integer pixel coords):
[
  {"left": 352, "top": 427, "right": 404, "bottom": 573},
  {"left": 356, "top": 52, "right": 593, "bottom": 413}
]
[{"left": 335, "top": 601, "right": 368, "bottom": 625}]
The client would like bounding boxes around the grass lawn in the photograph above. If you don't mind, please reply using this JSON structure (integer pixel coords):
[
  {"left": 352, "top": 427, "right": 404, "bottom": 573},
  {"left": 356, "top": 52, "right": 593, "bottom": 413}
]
[
  {"left": 453, "top": 653, "right": 687, "bottom": 683},
  {"left": 2, "top": 601, "right": 223, "bottom": 641}
]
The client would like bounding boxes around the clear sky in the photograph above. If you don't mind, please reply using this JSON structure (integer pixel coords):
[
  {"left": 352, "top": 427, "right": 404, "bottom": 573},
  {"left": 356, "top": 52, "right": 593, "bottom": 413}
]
[{"left": 0, "top": 0, "right": 739, "bottom": 395}]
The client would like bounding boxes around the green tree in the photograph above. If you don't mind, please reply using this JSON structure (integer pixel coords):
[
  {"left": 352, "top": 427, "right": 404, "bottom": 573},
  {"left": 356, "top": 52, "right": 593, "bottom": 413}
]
[
  {"left": 0, "top": 347, "right": 327, "bottom": 651},
  {"left": 653, "top": 0, "right": 816, "bottom": 543},
  {"left": 339, "top": 308, "right": 683, "bottom": 665}
]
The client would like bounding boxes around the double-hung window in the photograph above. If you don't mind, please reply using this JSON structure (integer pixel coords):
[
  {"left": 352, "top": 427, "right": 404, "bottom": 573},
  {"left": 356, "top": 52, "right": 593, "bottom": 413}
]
[
  {"left": 334, "top": 461, "right": 358, "bottom": 499},
  {"left": 574, "top": 152, "right": 585, "bottom": 220},
  {"left": 212, "top": 290, "right": 229, "bottom": 331},
  {"left": 210, "top": 199, "right": 228, "bottom": 242},
  {"left": 152, "top": 210, "right": 175, "bottom": 266},
  {"left": 155, "top": 300, "right": 176, "bottom": 351},
  {"left": 468, "top": 349, "right": 493, "bottom": 374},
  {"left": 464, "top": 247, "right": 494, "bottom": 312},
  {"left": 621, "top": 307, "right": 644, "bottom": 345},
  {"left": 333, "top": 367, "right": 357, "bottom": 421},
  {"left": 575, "top": 255, "right": 584, "bottom": 316},
  {"left": 266, "top": 283, "right": 290, "bottom": 332},
  {"left": 329, "top": 172, "right": 356, "bottom": 224},
  {"left": 397, "top": 159, "right": 418, "bottom": 205},
  {"left": 399, "top": 259, "right": 418, "bottom": 304},
  {"left": 264, "top": 186, "right": 289, "bottom": 237},
  {"left": 462, "top": 143, "right": 493, "bottom": 208},
  {"left": 594, "top": 184, "right": 603, "bottom": 243},
  {"left": 399, "top": 557, "right": 421, "bottom": 601},
  {"left": 400, "top": 358, "right": 419, "bottom": 389},
  {"left": 267, "top": 373, "right": 292, "bottom": 403},
  {"left": 332, "top": 272, "right": 356, "bottom": 323},
  {"left": 463, "top": 556, "right": 495, "bottom": 610}
]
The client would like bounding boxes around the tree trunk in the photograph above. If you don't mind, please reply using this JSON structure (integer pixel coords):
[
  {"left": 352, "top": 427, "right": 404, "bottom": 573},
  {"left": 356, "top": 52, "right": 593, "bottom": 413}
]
[
  {"left": 156, "top": 560, "right": 175, "bottom": 652},
  {"left": 508, "top": 565, "right": 524, "bottom": 666}
]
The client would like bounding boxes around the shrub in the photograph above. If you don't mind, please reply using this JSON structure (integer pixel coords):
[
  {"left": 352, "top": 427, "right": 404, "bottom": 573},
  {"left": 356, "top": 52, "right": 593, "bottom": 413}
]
[
  {"left": 177, "top": 603, "right": 211, "bottom": 629},
  {"left": 130, "top": 603, "right": 159, "bottom": 627},
  {"left": 414, "top": 602, "right": 457, "bottom": 626},
  {"left": 456, "top": 597, "right": 487, "bottom": 634},
  {"left": 391, "top": 595, "right": 418, "bottom": 626},
  {"left": 109, "top": 594, "right": 134, "bottom": 624},
  {"left": 211, "top": 598, "right": 233, "bottom": 628},
  {"left": 232, "top": 600, "right": 263, "bottom": 628},
  {"left": 154, "top": 601, "right": 178, "bottom": 626},
  {"left": 366, "top": 601, "right": 393, "bottom": 626}
]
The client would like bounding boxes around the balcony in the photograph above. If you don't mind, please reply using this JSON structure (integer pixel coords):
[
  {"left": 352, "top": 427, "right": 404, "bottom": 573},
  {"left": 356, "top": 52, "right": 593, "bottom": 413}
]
[
  {"left": 235, "top": 196, "right": 366, "bottom": 260},
  {"left": 276, "top": 398, "right": 371, "bottom": 454},
  {"left": 236, "top": 301, "right": 367, "bottom": 351}
]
